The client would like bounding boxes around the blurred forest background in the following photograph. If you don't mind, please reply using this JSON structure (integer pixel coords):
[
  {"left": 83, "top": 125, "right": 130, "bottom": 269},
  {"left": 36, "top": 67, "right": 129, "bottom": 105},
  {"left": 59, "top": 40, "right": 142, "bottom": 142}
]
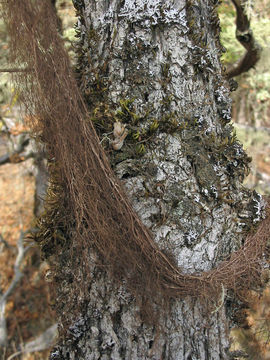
[{"left": 0, "top": 0, "right": 270, "bottom": 359}]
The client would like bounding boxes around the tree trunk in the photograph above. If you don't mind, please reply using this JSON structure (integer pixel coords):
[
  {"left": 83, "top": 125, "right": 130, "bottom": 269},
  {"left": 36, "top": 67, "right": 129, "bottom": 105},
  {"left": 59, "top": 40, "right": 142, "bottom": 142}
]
[{"left": 49, "top": 1, "right": 264, "bottom": 359}]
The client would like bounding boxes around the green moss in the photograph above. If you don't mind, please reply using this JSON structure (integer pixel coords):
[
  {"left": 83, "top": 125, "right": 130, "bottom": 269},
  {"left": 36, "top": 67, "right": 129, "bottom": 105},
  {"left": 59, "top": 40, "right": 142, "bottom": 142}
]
[{"left": 33, "top": 164, "right": 72, "bottom": 259}]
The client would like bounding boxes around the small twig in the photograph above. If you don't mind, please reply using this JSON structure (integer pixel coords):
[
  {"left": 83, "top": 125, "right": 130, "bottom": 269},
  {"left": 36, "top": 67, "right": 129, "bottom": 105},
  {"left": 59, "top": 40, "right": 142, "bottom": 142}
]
[
  {"left": 234, "top": 123, "right": 270, "bottom": 135},
  {"left": 0, "top": 68, "right": 31, "bottom": 73},
  {"left": 0, "top": 234, "right": 10, "bottom": 249},
  {"left": 6, "top": 351, "right": 22, "bottom": 360}
]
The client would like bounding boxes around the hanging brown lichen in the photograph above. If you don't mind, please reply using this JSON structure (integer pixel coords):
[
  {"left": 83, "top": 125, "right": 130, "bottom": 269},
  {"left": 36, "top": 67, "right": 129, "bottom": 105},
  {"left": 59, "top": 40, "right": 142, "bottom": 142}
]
[{"left": 2, "top": 0, "right": 270, "bottom": 319}]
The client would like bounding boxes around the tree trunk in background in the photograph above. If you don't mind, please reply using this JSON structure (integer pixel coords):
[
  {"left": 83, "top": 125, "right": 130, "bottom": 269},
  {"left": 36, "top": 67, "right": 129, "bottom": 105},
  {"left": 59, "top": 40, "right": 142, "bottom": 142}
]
[
  {"left": 33, "top": 152, "right": 48, "bottom": 217},
  {"left": 50, "top": 1, "right": 264, "bottom": 359}
]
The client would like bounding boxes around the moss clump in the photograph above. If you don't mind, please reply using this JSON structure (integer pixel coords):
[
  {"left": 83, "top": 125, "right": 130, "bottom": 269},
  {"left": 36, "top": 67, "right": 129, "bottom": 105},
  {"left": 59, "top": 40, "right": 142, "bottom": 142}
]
[{"left": 33, "top": 164, "right": 73, "bottom": 259}]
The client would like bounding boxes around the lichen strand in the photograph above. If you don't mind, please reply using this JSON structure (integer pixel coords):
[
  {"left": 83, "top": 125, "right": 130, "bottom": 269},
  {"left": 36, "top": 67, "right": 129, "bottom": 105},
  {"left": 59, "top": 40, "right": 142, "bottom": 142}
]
[{"left": 74, "top": 0, "right": 265, "bottom": 273}]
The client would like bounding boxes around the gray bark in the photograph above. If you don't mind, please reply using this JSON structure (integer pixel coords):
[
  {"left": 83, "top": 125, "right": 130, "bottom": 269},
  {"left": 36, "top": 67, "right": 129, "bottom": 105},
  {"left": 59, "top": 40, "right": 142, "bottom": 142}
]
[
  {"left": 50, "top": 1, "right": 265, "bottom": 359},
  {"left": 33, "top": 152, "right": 48, "bottom": 217}
]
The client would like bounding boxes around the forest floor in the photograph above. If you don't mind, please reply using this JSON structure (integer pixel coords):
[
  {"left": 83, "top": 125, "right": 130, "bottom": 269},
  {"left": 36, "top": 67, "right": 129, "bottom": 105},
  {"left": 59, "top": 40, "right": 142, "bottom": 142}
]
[{"left": 0, "top": 139, "right": 53, "bottom": 360}]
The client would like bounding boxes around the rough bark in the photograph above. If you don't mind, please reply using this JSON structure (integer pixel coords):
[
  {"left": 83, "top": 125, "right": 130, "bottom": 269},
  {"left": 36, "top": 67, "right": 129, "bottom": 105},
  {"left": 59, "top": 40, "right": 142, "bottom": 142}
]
[{"left": 49, "top": 1, "right": 265, "bottom": 359}]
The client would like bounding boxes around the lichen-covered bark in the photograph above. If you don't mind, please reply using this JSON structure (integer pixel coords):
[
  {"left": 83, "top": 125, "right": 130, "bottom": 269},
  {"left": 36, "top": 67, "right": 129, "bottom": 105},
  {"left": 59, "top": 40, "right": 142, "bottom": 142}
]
[
  {"left": 50, "top": 1, "right": 265, "bottom": 359},
  {"left": 51, "top": 271, "right": 230, "bottom": 359}
]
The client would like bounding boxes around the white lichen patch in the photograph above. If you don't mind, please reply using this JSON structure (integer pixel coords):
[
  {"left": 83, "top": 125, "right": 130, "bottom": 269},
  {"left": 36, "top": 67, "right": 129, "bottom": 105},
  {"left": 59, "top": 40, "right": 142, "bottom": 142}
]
[
  {"left": 252, "top": 192, "right": 266, "bottom": 223},
  {"left": 118, "top": 0, "right": 188, "bottom": 29},
  {"left": 215, "top": 86, "right": 231, "bottom": 104},
  {"left": 221, "top": 108, "right": 231, "bottom": 121},
  {"left": 132, "top": 199, "right": 160, "bottom": 228},
  {"left": 68, "top": 316, "right": 87, "bottom": 339}
]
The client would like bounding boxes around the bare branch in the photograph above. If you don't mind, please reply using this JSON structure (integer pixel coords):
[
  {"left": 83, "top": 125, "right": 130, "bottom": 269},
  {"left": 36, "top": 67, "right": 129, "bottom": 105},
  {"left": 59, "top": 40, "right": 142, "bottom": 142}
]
[
  {"left": 7, "top": 324, "right": 58, "bottom": 360},
  {"left": 0, "top": 230, "right": 31, "bottom": 346},
  {"left": 0, "top": 136, "right": 34, "bottom": 166},
  {"left": 227, "top": 0, "right": 262, "bottom": 79},
  {"left": 0, "top": 151, "right": 34, "bottom": 166},
  {"left": 0, "top": 233, "right": 10, "bottom": 249}
]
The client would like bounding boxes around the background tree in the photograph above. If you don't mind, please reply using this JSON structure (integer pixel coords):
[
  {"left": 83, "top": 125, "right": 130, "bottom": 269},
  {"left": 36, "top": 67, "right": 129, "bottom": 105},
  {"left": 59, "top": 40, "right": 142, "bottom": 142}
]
[{"left": 2, "top": 0, "right": 270, "bottom": 359}]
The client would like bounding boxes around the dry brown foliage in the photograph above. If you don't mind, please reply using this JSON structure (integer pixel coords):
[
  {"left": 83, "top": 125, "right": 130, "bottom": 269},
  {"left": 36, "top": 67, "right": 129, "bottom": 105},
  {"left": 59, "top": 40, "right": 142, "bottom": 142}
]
[{"left": 2, "top": 0, "right": 270, "bottom": 317}]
